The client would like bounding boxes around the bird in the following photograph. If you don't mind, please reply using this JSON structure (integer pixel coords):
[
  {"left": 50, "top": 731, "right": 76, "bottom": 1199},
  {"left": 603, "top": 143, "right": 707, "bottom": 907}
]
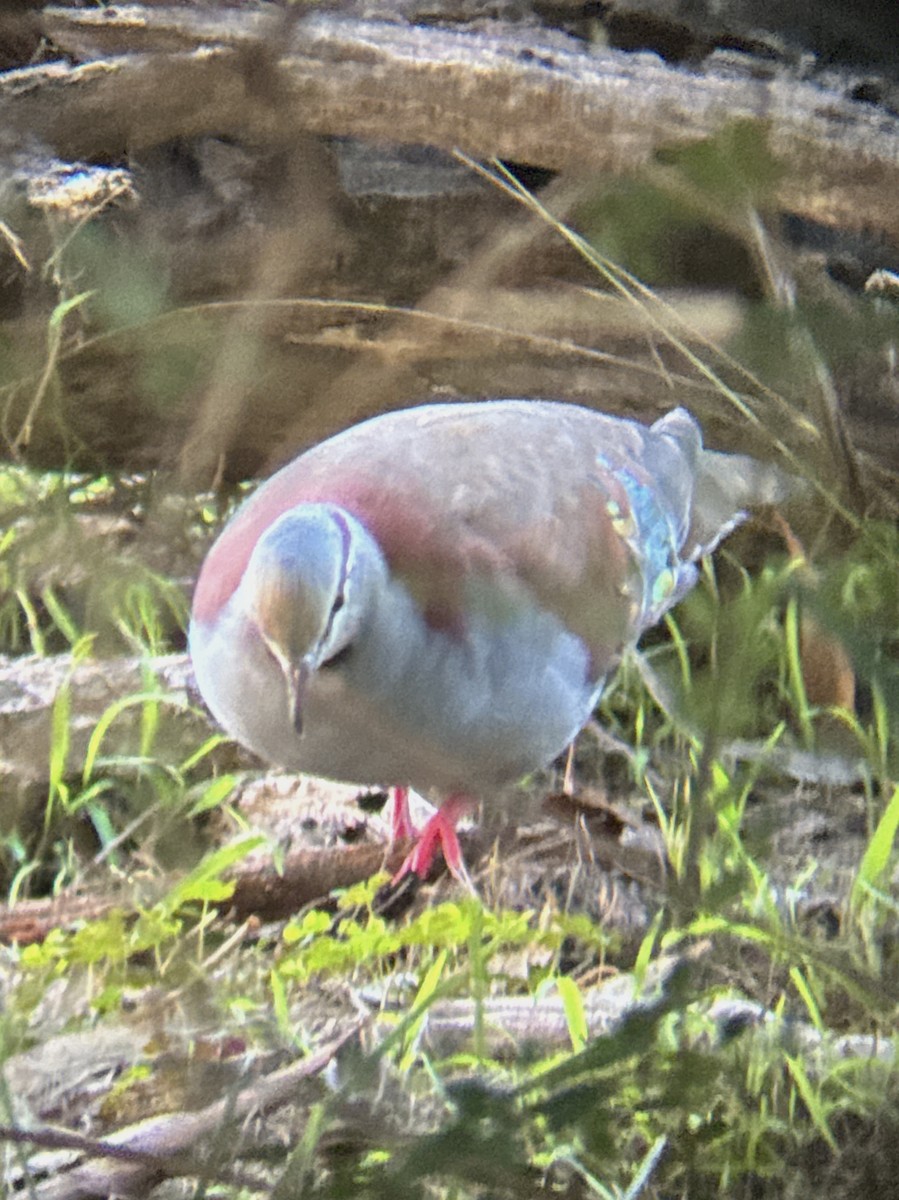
[{"left": 189, "top": 400, "right": 785, "bottom": 881}]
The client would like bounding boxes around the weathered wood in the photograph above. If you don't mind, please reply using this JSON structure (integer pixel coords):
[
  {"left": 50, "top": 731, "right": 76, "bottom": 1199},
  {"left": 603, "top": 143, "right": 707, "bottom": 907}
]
[
  {"left": 14, "top": 1029, "right": 360, "bottom": 1200},
  {"left": 0, "top": 652, "right": 227, "bottom": 798},
  {"left": 12, "top": 6, "right": 899, "bottom": 241}
]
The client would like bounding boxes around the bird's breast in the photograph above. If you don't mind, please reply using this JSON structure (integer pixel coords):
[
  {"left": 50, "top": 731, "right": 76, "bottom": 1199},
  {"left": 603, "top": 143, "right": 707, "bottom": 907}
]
[
  {"left": 191, "top": 573, "right": 607, "bottom": 795},
  {"left": 303, "top": 572, "right": 607, "bottom": 791}
]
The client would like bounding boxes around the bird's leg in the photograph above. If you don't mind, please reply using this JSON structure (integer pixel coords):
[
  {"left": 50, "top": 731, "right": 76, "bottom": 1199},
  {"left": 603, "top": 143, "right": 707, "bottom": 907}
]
[
  {"left": 392, "top": 793, "right": 476, "bottom": 884},
  {"left": 386, "top": 786, "right": 418, "bottom": 842},
  {"left": 562, "top": 742, "right": 576, "bottom": 795}
]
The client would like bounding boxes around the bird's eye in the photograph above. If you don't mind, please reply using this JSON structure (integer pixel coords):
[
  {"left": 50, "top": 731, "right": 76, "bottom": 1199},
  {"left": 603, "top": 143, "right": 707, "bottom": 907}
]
[{"left": 321, "top": 644, "right": 352, "bottom": 669}]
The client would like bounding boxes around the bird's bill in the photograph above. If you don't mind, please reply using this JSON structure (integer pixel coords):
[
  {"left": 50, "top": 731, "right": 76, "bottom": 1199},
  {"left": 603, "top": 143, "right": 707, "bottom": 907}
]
[{"left": 285, "top": 658, "right": 312, "bottom": 735}]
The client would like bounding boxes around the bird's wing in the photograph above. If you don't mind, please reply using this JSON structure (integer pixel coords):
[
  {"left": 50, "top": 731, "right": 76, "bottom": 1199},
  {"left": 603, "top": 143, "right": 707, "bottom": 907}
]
[{"left": 194, "top": 401, "right": 754, "bottom": 675}]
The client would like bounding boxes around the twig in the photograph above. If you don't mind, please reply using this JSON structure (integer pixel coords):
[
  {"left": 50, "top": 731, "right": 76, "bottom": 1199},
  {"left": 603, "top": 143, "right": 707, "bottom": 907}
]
[{"left": 3, "top": 1026, "right": 363, "bottom": 1200}]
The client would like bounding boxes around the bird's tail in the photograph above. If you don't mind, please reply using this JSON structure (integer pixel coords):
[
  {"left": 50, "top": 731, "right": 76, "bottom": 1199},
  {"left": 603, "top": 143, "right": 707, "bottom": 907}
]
[{"left": 686, "top": 448, "right": 797, "bottom": 561}]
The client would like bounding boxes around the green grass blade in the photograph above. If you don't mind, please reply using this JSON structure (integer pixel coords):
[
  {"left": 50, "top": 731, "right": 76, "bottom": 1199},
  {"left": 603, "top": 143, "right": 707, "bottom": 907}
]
[{"left": 852, "top": 783, "right": 899, "bottom": 906}]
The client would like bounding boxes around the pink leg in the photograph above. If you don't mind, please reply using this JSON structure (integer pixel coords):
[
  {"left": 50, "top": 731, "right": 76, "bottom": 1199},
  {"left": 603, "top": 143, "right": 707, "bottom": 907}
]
[
  {"left": 392, "top": 794, "right": 476, "bottom": 883},
  {"left": 386, "top": 786, "right": 418, "bottom": 842}
]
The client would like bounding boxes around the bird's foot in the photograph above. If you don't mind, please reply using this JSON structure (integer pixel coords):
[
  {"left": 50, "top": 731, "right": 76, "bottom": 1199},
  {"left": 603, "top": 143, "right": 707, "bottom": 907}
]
[
  {"left": 391, "top": 794, "right": 476, "bottom": 889},
  {"left": 386, "top": 785, "right": 418, "bottom": 842}
]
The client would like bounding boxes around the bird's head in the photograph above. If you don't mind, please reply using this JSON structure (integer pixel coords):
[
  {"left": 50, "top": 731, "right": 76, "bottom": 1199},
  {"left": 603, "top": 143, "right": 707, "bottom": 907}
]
[{"left": 239, "top": 505, "right": 377, "bottom": 733}]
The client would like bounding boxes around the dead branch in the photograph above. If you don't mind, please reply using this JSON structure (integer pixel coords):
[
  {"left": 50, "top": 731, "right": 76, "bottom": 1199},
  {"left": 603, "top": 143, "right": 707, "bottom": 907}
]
[
  {"left": 7, "top": 7, "right": 897, "bottom": 242},
  {"left": 0, "top": 652, "right": 227, "bottom": 791},
  {"left": 6, "top": 1026, "right": 362, "bottom": 1200}
]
